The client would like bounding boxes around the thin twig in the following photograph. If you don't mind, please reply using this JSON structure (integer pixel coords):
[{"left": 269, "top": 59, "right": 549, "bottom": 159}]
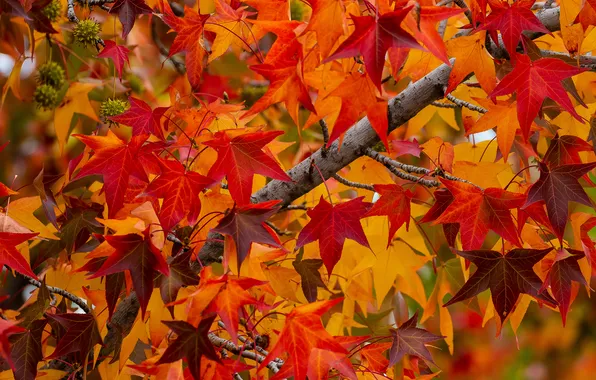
[
  {"left": 19, "top": 274, "right": 92, "bottom": 313},
  {"left": 331, "top": 173, "right": 375, "bottom": 191},
  {"left": 445, "top": 93, "right": 488, "bottom": 113},
  {"left": 364, "top": 148, "right": 440, "bottom": 187},
  {"left": 283, "top": 204, "right": 308, "bottom": 211},
  {"left": 320, "top": 119, "right": 330, "bottom": 157},
  {"left": 265, "top": 221, "right": 292, "bottom": 236},
  {"left": 208, "top": 333, "right": 281, "bottom": 373},
  {"left": 431, "top": 101, "right": 458, "bottom": 109}
]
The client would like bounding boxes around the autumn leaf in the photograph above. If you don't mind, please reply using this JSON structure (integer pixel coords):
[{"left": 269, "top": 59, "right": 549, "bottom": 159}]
[
  {"left": 296, "top": 196, "right": 371, "bottom": 275},
  {"left": 293, "top": 250, "right": 328, "bottom": 303},
  {"left": 46, "top": 313, "right": 103, "bottom": 360},
  {"left": 144, "top": 158, "right": 213, "bottom": 232},
  {"left": 324, "top": 5, "right": 423, "bottom": 90},
  {"left": 110, "top": 97, "right": 169, "bottom": 139},
  {"left": 524, "top": 162, "right": 596, "bottom": 242},
  {"left": 360, "top": 342, "right": 392, "bottom": 373},
  {"left": 159, "top": 250, "right": 199, "bottom": 317},
  {"left": 157, "top": 315, "right": 220, "bottom": 380},
  {"left": 388, "top": 311, "right": 443, "bottom": 367},
  {"left": 204, "top": 130, "right": 291, "bottom": 205},
  {"left": 540, "top": 248, "right": 587, "bottom": 326},
  {"left": 445, "top": 30, "right": 496, "bottom": 94},
  {"left": 261, "top": 298, "right": 347, "bottom": 380},
  {"left": 444, "top": 248, "right": 557, "bottom": 323},
  {"left": 211, "top": 200, "right": 283, "bottom": 267},
  {"left": 97, "top": 40, "right": 130, "bottom": 80},
  {"left": 10, "top": 319, "right": 45, "bottom": 380},
  {"left": 110, "top": 0, "right": 152, "bottom": 38},
  {"left": 161, "top": 0, "right": 210, "bottom": 88},
  {"left": 434, "top": 179, "right": 525, "bottom": 250},
  {"left": 301, "top": 0, "right": 346, "bottom": 57},
  {"left": 478, "top": 0, "right": 549, "bottom": 60},
  {"left": 54, "top": 83, "right": 99, "bottom": 152},
  {"left": 87, "top": 229, "right": 170, "bottom": 317},
  {"left": 366, "top": 184, "right": 413, "bottom": 246},
  {"left": 0, "top": 319, "right": 25, "bottom": 371},
  {"left": 204, "top": 0, "right": 253, "bottom": 62},
  {"left": 543, "top": 134, "right": 593, "bottom": 168},
  {"left": 0, "top": 232, "right": 39, "bottom": 279},
  {"left": 489, "top": 54, "right": 587, "bottom": 139},
  {"left": 73, "top": 131, "right": 149, "bottom": 218}
]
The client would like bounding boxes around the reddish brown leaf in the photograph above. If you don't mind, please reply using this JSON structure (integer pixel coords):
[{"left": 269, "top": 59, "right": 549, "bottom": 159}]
[
  {"left": 160, "top": 250, "right": 199, "bottom": 317},
  {"left": 109, "top": 0, "right": 152, "bottom": 38},
  {"left": 211, "top": 200, "right": 283, "bottom": 267},
  {"left": 324, "top": 5, "right": 423, "bottom": 90},
  {"left": 157, "top": 315, "right": 220, "bottom": 380},
  {"left": 88, "top": 229, "right": 169, "bottom": 317},
  {"left": 296, "top": 196, "right": 371, "bottom": 275},
  {"left": 388, "top": 311, "right": 443, "bottom": 367},
  {"left": 524, "top": 162, "right": 596, "bottom": 242},
  {"left": 434, "top": 179, "right": 525, "bottom": 250},
  {"left": 580, "top": 217, "right": 596, "bottom": 268},
  {"left": 293, "top": 251, "right": 327, "bottom": 303},
  {"left": 45, "top": 313, "right": 103, "bottom": 360},
  {"left": 489, "top": 54, "right": 587, "bottom": 139},
  {"left": 366, "top": 184, "right": 413, "bottom": 246},
  {"left": 444, "top": 248, "right": 557, "bottom": 323},
  {"left": 10, "top": 319, "right": 45, "bottom": 380},
  {"left": 0, "top": 319, "right": 25, "bottom": 371},
  {"left": 204, "top": 130, "right": 291, "bottom": 205},
  {"left": 419, "top": 187, "right": 459, "bottom": 246},
  {"left": 543, "top": 134, "right": 593, "bottom": 168}
]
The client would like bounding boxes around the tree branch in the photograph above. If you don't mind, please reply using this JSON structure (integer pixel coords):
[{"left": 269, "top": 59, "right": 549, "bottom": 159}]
[
  {"left": 331, "top": 173, "right": 375, "bottom": 191},
  {"left": 20, "top": 274, "right": 91, "bottom": 313}
]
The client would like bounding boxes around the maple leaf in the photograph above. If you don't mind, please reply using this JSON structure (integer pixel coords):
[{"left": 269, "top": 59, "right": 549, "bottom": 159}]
[
  {"left": 54, "top": 83, "right": 99, "bottom": 153},
  {"left": 489, "top": 54, "right": 587, "bottom": 139},
  {"left": 292, "top": 250, "right": 328, "bottom": 303},
  {"left": 10, "top": 319, "right": 45, "bottom": 380},
  {"left": 144, "top": 158, "right": 213, "bottom": 232},
  {"left": 261, "top": 298, "right": 347, "bottom": 380},
  {"left": 110, "top": 97, "right": 169, "bottom": 139},
  {"left": 445, "top": 30, "right": 496, "bottom": 94},
  {"left": 322, "top": 72, "right": 389, "bottom": 147},
  {"left": 97, "top": 40, "right": 130, "bottom": 80},
  {"left": 444, "top": 248, "right": 557, "bottom": 322},
  {"left": 26, "top": 0, "right": 58, "bottom": 34},
  {"left": 88, "top": 229, "right": 170, "bottom": 317},
  {"left": 540, "top": 249, "right": 587, "bottom": 326},
  {"left": 204, "top": 130, "right": 291, "bottom": 205},
  {"left": 204, "top": 275, "right": 266, "bottom": 343},
  {"left": 109, "top": 0, "right": 152, "bottom": 38},
  {"left": 74, "top": 132, "right": 149, "bottom": 218},
  {"left": 157, "top": 315, "right": 220, "bottom": 380},
  {"left": 211, "top": 200, "right": 283, "bottom": 267},
  {"left": 478, "top": 0, "right": 548, "bottom": 60},
  {"left": 388, "top": 311, "right": 443, "bottom": 367},
  {"left": 434, "top": 179, "right": 525, "bottom": 250},
  {"left": 161, "top": 0, "right": 210, "bottom": 89},
  {"left": 324, "top": 5, "right": 423, "bottom": 90},
  {"left": 366, "top": 184, "right": 413, "bottom": 246},
  {"left": 542, "top": 134, "right": 593, "bottom": 168},
  {"left": 242, "top": 26, "right": 315, "bottom": 126},
  {"left": 360, "top": 342, "right": 392, "bottom": 373},
  {"left": 296, "top": 196, "right": 371, "bottom": 275},
  {"left": 301, "top": 0, "right": 346, "bottom": 57},
  {"left": 0, "top": 319, "right": 25, "bottom": 371},
  {"left": 0, "top": 232, "right": 38, "bottom": 279},
  {"left": 46, "top": 313, "right": 103, "bottom": 360},
  {"left": 581, "top": 217, "right": 596, "bottom": 268},
  {"left": 160, "top": 250, "right": 199, "bottom": 317},
  {"left": 524, "top": 162, "right": 596, "bottom": 242},
  {"left": 204, "top": 0, "right": 253, "bottom": 63}
]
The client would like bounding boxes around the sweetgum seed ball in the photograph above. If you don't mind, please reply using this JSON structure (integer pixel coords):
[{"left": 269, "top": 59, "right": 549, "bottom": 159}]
[
  {"left": 73, "top": 19, "right": 101, "bottom": 46},
  {"left": 37, "top": 61, "right": 65, "bottom": 89},
  {"left": 42, "top": 0, "right": 62, "bottom": 22},
  {"left": 34, "top": 85, "right": 60, "bottom": 110},
  {"left": 100, "top": 98, "right": 129, "bottom": 119}
]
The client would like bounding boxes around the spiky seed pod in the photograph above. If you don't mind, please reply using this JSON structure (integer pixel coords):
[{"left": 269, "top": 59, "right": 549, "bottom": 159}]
[
  {"left": 100, "top": 98, "right": 129, "bottom": 121},
  {"left": 41, "top": 0, "right": 62, "bottom": 22},
  {"left": 37, "top": 61, "right": 65, "bottom": 89},
  {"left": 73, "top": 19, "right": 101, "bottom": 47},
  {"left": 34, "top": 85, "right": 60, "bottom": 110}
]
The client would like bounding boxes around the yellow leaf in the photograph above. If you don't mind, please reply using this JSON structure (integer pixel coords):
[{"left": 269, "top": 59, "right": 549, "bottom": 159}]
[
  {"left": 7, "top": 196, "right": 59, "bottom": 240},
  {"left": 54, "top": 82, "right": 99, "bottom": 153},
  {"left": 1, "top": 56, "right": 24, "bottom": 109}
]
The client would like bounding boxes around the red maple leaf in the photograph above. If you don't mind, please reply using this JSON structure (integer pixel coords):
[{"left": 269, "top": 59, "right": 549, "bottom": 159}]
[
  {"left": 543, "top": 134, "right": 593, "bottom": 168},
  {"left": 204, "top": 130, "right": 291, "bottom": 205},
  {"left": 0, "top": 319, "right": 25, "bottom": 371},
  {"left": 110, "top": 97, "right": 169, "bottom": 139},
  {"left": 388, "top": 311, "right": 443, "bottom": 367},
  {"left": 211, "top": 200, "right": 283, "bottom": 267},
  {"left": 323, "top": 5, "right": 423, "bottom": 90},
  {"left": 444, "top": 248, "right": 557, "bottom": 323},
  {"left": 524, "top": 162, "right": 596, "bottom": 242},
  {"left": 88, "top": 229, "right": 170, "bottom": 317},
  {"left": 45, "top": 313, "right": 103, "bottom": 360},
  {"left": 296, "top": 196, "right": 371, "bottom": 275},
  {"left": 434, "top": 179, "right": 525, "bottom": 250},
  {"left": 489, "top": 54, "right": 587, "bottom": 139},
  {"left": 540, "top": 248, "right": 587, "bottom": 326},
  {"left": 161, "top": 0, "right": 210, "bottom": 89},
  {"left": 156, "top": 315, "right": 220, "bottom": 380},
  {"left": 478, "top": 0, "right": 548, "bottom": 60},
  {"left": 97, "top": 40, "right": 130, "bottom": 80},
  {"left": 366, "top": 184, "right": 413, "bottom": 246},
  {"left": 10, "top": 320, "right": 45, "bottom": 379},
  {"left": 261, "top": 298, "right": 347, "bottom": 380},
  {"left": 110, "top": 0, "right": 152, "bottom": 38},
  {"left": 0, "top": 232, "right": 39, "bottom": 279},
  {"left": 74, "top": 131, "right": 149, "bottom": 218},
  {"left": 144, "top": 158, "right": 213, "bottom": 232}
]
